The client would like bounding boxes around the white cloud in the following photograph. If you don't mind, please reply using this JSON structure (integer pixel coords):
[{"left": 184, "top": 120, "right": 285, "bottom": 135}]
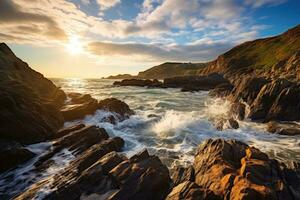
[
  {"left": 96, "top": 0, "right": 121, "bottom": 10},
  {"left": 87, "top": 40, "right": 232, "bottom": 62},
  {"left": 245, "top": 0, "right": 287, "bottom": 7}
]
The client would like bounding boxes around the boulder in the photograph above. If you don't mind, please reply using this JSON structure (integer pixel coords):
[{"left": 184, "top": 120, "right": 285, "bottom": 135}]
[
  {"left": 229, "top": 102, "right": 246, "bottom": 120},
  {"left": 0, "top": 140, "right": 35, "bottom": 173},
  {"left": 113, "top": 79, "right": 163, "bottom": 87},
  {"left": 230, "top": 76, "right": 270, "bottom": 105},
  {"left": 191, "top": 139, "right": 300, "bottom": 200},
  {"left": 15, "top": 136, "right": 125, "bottom": 200},
  {"left": 171, "top": 166, "right": 195, "bottom": 186},
  {"left": 35, "top": 125, "right": 110, "bottom": 168},
  {"left": 166, "top": 181, "right": 204, "bottom": 200},
  {"left": 0, "top": 80, "right": 64, "bottom": 144},
  {"left": 60, "top": 93, "right": 99, "bottom": 121},
  {"left": 267, "top": 121, "right": 300, "bottom": 136},
  {"left": 208, "top": 83, "right": 234, "bottom": 97},
  {"left": 108, "top": 149, "right": 172, "bottom": 200},
  {"left": 248, "top": 79, "right": 300, "bottom": 121},
  {"left": 213, "top": 118, "right": 239, "bottom": 131},
  {"left": 98, "top": 98, "right": 134, "bottom": 120}
]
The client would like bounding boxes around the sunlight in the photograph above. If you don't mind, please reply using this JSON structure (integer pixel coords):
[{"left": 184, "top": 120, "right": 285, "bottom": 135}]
[{"left": 66, "top": 36, "right": 83, "bottom": 55}]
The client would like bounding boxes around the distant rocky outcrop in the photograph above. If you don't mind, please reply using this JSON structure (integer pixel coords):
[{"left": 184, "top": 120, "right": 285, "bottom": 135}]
[
  {"left": 164, "top": 73, "right": 230, "bottom": 92},
  {"left": 105, "top": 74, "right": 137, "bottom": 79},
  {"left": 113, "top": 79, "right": 163, "bottom": 87},
  {"left": 138, "top": 62, "right": 207, "bottom": 79},
  {"left": 167, "top": 139, "right": 300, "bottom": 200}
]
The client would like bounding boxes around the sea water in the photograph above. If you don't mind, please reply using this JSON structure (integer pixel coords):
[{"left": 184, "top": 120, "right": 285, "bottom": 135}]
[{"left": 1, "top": 78, "right": 299, "bottom": 199}]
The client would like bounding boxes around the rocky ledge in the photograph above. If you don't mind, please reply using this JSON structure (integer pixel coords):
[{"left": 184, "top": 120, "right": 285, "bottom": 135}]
[
  {"left": 61, "top": 92, "right": 134, "bottom": 122},
  {"left": 113, "top": 73, "right": 230, "bottom": 92},
  {"left": 14, "top": 124, "right": 171, "bottom": 200},
  {"left": 12, "top": 136, "right": 300, "bottom": 200},
  {"left": 168, "top": 139, "right": 300, "bottom": 200}
]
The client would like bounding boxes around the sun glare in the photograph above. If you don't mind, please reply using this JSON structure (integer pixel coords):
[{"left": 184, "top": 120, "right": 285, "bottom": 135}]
[{"left": 66, "top": 36, "right": 83, "bottom": 55}]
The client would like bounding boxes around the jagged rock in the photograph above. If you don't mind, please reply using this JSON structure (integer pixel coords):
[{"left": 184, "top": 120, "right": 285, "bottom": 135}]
[
  {"left": 35, "top": 125, "right": 110, "bottom": 168},
  {"left": 108, "top": 149, "right": 172, "bottom": 200},
  {"left": 230, "top": 102, "right": 246, "bottom": 120},
  {"left": 213, "top": 118, "right": 239, "bottom": 131},
  {"left": 247, "top": 79, "right": 300, "bottom": 121},
  {"left": 208, "top": 83, "right": 234, "bottom": 97},
  {"left": 0, "top": 80, "right": 64, "bottom": 144},
  {"left": 267, "top": 121, "right": 300, "bottom": 136},
  {"left": 52, "top": 123, "right": 85, "bottom": 139},
  {"left": 0, "top": 140, "right": 35, "bottom": 173},
  {"left": 230, "top": 76, "right": 270, "bottom": 105},
  {"left": 192, "top": 139, "right": 300, "bottom": 200},
  {"left": 15, "top": 137, "right": 125, "bottom": 200},
  {"left": 98, "top": 98, "right": 134, "bottom": 120},
  {"left": 61, "top": 93, "right": 99, "bottom": 121},
  {"left": 166, "top": 181, "right": 204, "bottom": 200},
  {"left": 113, "top": 79, "right": 163, "bottom": 87},
  {"left": 171, "top": 166, "right": 195, "bottom": 186},
  {"left": 228, "top": 118, "right": 239, "bottom": 129}
]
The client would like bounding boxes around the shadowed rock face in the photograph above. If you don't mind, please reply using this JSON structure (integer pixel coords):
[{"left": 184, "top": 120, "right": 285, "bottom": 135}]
[
  {"left": 0, "top": 140, "right": 35, "bottom": 173},
  {"left": 113, "top": 79, "right": 163, "bottom": 87},
  {"left": 167, "top": 139, "right": 300, "bottom": 200},
  {"left": 0, "top": 43, "right": 66, "bottom": 144},
  {"left": 267, "top": 121, "right": 300, "bottom": 136},
  {"left": 14, "top": 126, "right": 171, "bottom": 200}
]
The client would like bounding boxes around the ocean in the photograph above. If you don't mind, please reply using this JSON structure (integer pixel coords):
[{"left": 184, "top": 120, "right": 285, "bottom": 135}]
[{"left": 1, "top": 78, "right": 299, "bottom": 198}]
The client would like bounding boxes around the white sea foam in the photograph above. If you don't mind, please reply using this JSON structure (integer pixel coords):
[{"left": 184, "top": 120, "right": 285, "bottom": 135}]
[{"left": 1, "top": 78, "right": 299, "bottom": 198}]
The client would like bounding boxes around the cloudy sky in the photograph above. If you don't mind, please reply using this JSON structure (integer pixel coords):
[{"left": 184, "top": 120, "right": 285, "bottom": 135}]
[{"left": 0, "top": 0, "right": 299, "bottom": 78}]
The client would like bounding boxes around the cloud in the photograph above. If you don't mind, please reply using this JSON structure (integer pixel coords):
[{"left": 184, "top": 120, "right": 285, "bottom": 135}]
[
  {"left": 87, "top": 40, "right": 232, "bottom": 62},
  {"left": 96, "top": 0, "right": 121, "bottom": 10},
  {"left": 245, "top": 0, "right": 287, "bottom": 7},
  {"left": 0, "top": 0, "right": 67, "bottom": 42}
]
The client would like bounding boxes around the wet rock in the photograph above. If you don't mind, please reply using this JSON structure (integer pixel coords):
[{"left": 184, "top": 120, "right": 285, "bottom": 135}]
[
  {"left": 109, "top": 149, "right": 172, "bottom": 200},
  {"left": 166, "top": 181, "right": 204, "bottom": 200},
  {"left": 230, "top": 76, "right": 270, "bottom": 105},
  {"left": 61, "top": 93, "right": 99, "bottom": 121},
  {"left": 171, "top": 166, "right": 195, "bottom": 186},
  {"left": 97, "top": 151, "right": 127, "bottom": 174},
  {"left": 113, "top": 79, "right": 163, "bottom": 87},
  {"left": 15, "top": 137, "right": 125, "bottom": 200},
  {"left": 0, "top": 80, "right": 64, "bottom": 144},
  {"left": 98, "top": 98, "right": 134, "bottom": 120},
  {"left": 101, "top": 115, "right": 117, "bottom": 124},
  {"left": 208, "top": 83, "right": 234, "bottom": 97},
  {"left": 163, "top": 73, "right": 229, "bottom": 92},
  {"left": 35, "top": 125, "right": 109, "bottom": 168},
  {"left": 0, "top": 140, "right": 35, "bottom": 173},
  {"left": 230, "top": 102, "right": 246, "bottom": 120},
  {"left": 52, "top": 123, "right": 85, "bottom": 139},
  {"left": 192, "top": 139, "right": 300, "bottom": 200},
  {"left": 228, "top": 118, "right": 239, "bottom": 129},
  {"left": 147, "top": 114, "right": 160, "bottom": 118},
  {"left": 213, "top": 118, "right": 239, "bottom": 131},
  {"left": 267, "top": 121, "right": 300, "bottom": 136},
  {"left": 248, "top": 79, "right": 296, "bottom": 121}
]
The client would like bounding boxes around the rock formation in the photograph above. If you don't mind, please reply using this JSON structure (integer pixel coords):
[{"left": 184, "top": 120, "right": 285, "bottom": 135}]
[{"left": 167, "top": 139, "right": 300, "bottom": 200}]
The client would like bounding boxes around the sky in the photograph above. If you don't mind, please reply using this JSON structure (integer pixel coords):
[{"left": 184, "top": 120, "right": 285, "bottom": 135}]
[{"left": 0, "top": 0, "right": 299, "bottom": 78}]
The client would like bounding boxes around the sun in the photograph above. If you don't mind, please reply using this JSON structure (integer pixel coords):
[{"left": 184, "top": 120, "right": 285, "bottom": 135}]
[{"left": 66, "top": 36, "right": 83, "bottom": 55}]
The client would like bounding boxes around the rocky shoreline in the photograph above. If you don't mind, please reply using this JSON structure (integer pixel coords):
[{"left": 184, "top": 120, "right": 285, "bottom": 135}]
[{"left": 1, "top": 29, "right": 300, "bottom": 200}]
